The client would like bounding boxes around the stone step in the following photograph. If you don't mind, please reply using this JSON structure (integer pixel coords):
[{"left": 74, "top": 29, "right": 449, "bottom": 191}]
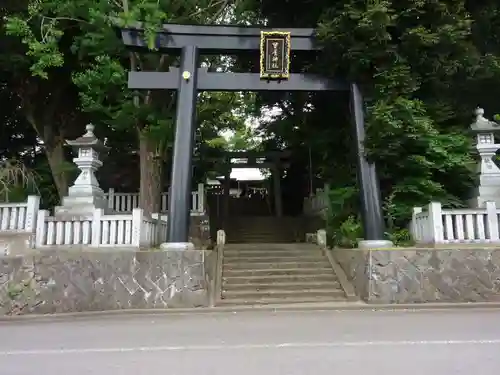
[
  {"left": 223, "top": 273, "right": 338, "bottom": 284},
  {"left": 227, "top": 226, "right": 295, "bottom": 229},
  {"left": 226, "top": 232, "right": 295, "bottom": 236},
  {"left": 221, "top": 288, "right": 346, "bottom": 300},
  {"left": 223, "top": 260, "right": 331, "bottom": 270},
  {"left": 222, "top": 280, "right": 341, "bottom": 291},
  {"left": 223, "top": 244, "right": 319, "bottom": 250},
  {"left": 227, "top": 225, "right": 293, "bottom": 228},
  {"left": 226, "top": 234, "right": 295, "bottom": 239},
  {"left": 226, "top": 225, "right": 289, "bottom": 228},
  {"left": 227, "top": 228, "right": 294, "bottom": 232},
  {"left": 226, "top": 229, "right": 293, "bottom": 233},
  {"left": 228, "top": 223, "right": 292, "bottom": 226},
  {"left": 223, "top": 255, "right": 325, "bottom": 264},
  {"left": 226, "top": 229, "right": 297, "bottom": 232},
  {"left": 223, "top": 250, "right": 323, "bottom": 257},
  {"left": 216, "top": 295, "right": 346, "bottom": 306},
  {"left": 227, "top": 239, "right": 298, "bottom": 244},
  {"left": 227, "top": 238, "right": 297, "bottom": 243},
  {"left": 226, "top": 237, "right": 296, "bottom": 242},
  {"left": 226, "top": 240, "right": 301, "bottom": 244},
  {"left": 223, "top": 253, "right": 324, "bottom": 260},
  {"left": 227, "top": 229, "right": 299, "bottom": 232},
  {"left": 227, "top": 217, "right": 301, "bottom": 222},
  {"left": 223, "top": 267, "right": 334, "bottom": 277}
]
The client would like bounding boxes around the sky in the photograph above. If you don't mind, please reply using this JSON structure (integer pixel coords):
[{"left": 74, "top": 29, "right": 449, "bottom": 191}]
[{"left": 218, "top": 104, "right": 282, "bottom": 181}]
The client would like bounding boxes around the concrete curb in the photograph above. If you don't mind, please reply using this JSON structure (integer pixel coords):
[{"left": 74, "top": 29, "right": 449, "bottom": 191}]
[{"left": 1, "top": 301, "right": 500, "bottom": 323}]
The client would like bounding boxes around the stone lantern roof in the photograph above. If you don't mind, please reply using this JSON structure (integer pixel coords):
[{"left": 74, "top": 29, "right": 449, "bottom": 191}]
[
  {"left": 470, "top": 108, "right": 500, "bottom": 133},
  {"left": 66, "top": 124, "right": 109, "bottom": 152}
]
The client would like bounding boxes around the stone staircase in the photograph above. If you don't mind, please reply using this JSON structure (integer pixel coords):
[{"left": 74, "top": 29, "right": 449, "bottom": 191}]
[
  {"left": 225, "top": 216, "right": 305, "bottom": 243},
  {"left": 218, "top": 243, "right": 352, "bottom": 306}
]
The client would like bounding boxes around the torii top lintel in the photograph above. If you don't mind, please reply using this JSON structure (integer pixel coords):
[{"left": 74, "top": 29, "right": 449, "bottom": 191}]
[
  {"left": 119, "top": 23, "right": 318, "bottom": 54},
  {"left": 118, "top": 23, "right": 348, "bottom": 91}
]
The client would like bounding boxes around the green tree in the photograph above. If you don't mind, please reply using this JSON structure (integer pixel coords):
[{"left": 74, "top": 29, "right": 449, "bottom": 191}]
[
  {"left": 315, "top": 0, "right": 481, "bottom": 224},
  {"left": 1, "top": 0, "right": 82, "bottom": 200},
  {"left": 243, "top": 0, "right": 494, "bottom": 238},
  {"left": 5, "top": 0, "right": 252, "bottom": 213}
]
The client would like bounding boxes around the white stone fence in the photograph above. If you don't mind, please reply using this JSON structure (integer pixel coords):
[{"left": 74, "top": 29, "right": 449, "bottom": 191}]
[
  {"left": 35, "top": 208, "right": 168, "bottom": 248},
  {"left": 410, "top": 201, "right": 500, "bottom": 244},
  {"left": 0, "top": 196, "right": 39, "bottom": 236},
  {"left": 0, "top": 195, "right": 178, "bottom": 249},
  {"left": 105, "top": 183, "right": 206, "bottom": 214},
  {"left": 303, "top": 187, "right": 329, "bottom": 216}
]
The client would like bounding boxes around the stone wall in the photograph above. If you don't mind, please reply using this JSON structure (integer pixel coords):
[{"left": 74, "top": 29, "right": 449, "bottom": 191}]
[
  {"left": 0, "top": 233, "right": 32, "bottom": 257},
  {"left": 0, "top": 249, "right": 211, "bottom": 315},
  {"left": 333, "top": 248, "right": 500, "bottom": 303}
]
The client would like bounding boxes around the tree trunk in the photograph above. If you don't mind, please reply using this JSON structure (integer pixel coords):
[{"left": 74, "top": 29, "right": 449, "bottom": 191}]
[
  {"left": 45, "top": 142, "right": 69, "bottom": 201},
  {"left": 138, "top": 133, "right": 163, "bottom": 215},
  {"left": 23, "top": 109, "right": 69, "bottom": 203}
]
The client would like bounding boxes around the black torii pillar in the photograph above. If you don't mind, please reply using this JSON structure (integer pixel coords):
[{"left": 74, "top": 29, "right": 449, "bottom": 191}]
[
  {"left": 350, "top": 83, "right": 386, "bottom": 244},
  {"left": 167, "top": 46, "right": 199, "bottom": 244},
  {"left": 118, "top": 23, "right": 391, "bottom": 247}
]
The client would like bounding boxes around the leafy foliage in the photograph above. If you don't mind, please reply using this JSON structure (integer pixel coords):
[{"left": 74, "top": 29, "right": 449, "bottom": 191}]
[
  {"left": 4, "top": 0, "right": 255, "bottom": 212},
  {"left": 244, "top": 0, "right": 500, "bottom": 245}
]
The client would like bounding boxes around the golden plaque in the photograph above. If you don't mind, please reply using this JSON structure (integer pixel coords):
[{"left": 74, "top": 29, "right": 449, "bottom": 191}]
[{"left": 260, "top": 31, "right": 291, "bottom": 80}]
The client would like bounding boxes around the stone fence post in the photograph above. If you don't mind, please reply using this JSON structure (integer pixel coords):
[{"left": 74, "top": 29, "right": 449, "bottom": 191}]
[
  {"left": 427, "top": 202, "right": 444, "bottom": 244},
  {"left": 91, "top": 209, "right": 103, "bottom": 247},
  {"left": 485, "top": 201, "right": 499, "bottom": 241},
  {"left": 410, "top": 206, "right": 423, "bottom": 241},
  {"left": 131, "top": 208, "right": 142, "bottom": 247},
  {"left": 25, "top": 195, "right": 40, "bottom": 233},
  {"left": 107, "top": 188, "right": 115, "bottom": 210},
  {"left": 35, "top": 209, "right": 48, "bottom": 248}
]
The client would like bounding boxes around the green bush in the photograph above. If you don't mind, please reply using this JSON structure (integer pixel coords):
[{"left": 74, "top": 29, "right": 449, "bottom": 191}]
[{"left": 324, "top": 186, "right": 416, "bottom": 248}]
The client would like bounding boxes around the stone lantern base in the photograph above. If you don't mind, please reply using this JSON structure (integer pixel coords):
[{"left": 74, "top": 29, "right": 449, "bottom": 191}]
[
  {"left": 54, "top": 195, "right": 110, "bottom": 217},
  {"left": 468, "top": 185, "right": 500, "bottom": 208}
]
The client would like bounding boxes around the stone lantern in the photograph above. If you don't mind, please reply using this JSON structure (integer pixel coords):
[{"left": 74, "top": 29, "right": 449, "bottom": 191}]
[
  {"left": 468, "top": 108, "right": 500, "bottom": 208},
  {"left": 55, "top": 124, "right": 110, "bottom": 216}
]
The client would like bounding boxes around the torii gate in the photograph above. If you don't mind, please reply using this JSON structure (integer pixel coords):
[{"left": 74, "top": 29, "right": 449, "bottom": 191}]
[{"left": 118, "top": 23, "right": 391, "bottom": 249}]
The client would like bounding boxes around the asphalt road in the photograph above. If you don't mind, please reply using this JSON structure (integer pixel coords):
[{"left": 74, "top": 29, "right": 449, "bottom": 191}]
[{"left": 1, "top": 308, "right": 499, "bottom": 374}]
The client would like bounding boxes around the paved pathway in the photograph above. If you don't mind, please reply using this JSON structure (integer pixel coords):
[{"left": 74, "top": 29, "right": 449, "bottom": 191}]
[{"left": 1, "top": 308, "right": 499, "bottom": 374}]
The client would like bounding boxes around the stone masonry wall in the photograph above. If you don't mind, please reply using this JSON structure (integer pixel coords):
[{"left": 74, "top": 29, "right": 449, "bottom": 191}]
[
  {"left": 0, "top": 249, "right": 210, "bottom": 316},
  {"left": 333, "top": 248, "right": 500, "bottom": 303},
  {"left": 334, "top": 248, "right": 370, "bottom": 300}
]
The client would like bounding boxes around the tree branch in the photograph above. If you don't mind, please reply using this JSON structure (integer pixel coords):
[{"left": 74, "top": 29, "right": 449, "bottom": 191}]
[
  {"left": 209, "top": 0, "right": 231, "bottom": 23},
  {"left": 121, "top": 0, "right": 130, "bottom": 13},
  {"left": 41, "top": 16, "right": 90, "bottom": 24},
  {"left": 189, "top": 0, "right": 231, "bottom": 23}
]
